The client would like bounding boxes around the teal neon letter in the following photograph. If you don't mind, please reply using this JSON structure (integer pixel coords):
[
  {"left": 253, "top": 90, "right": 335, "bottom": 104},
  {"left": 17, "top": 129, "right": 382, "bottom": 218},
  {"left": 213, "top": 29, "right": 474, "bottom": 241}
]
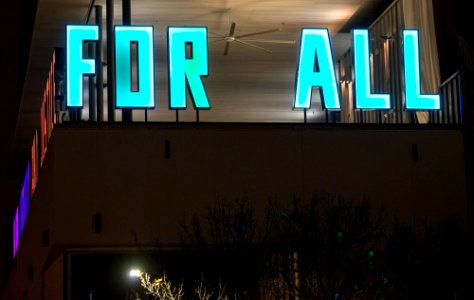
[
  {"left": 403, "top": 30, "right": 440, "bottom": 110},
  {"left": 168, "top": 27, "right": 210, "bottom": 109},
  {"left": 294, "top": 28, "right": 340, "bottom": 109},
  {"left": 66, "top": 25, "right": 99, "bottom": 107},
  {"left": 115, "top": 26, "right": 155, "bottom": 108},
  {"left": 353, "top": 29, "right": 391, "bottom": 109}
]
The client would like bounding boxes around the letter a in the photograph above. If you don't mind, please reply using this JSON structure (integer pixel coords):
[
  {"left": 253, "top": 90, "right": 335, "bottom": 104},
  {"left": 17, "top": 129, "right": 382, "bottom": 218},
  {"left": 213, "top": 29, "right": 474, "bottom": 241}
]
[{"left": 294, "top": 28, "right": 340, "bottom": 109}]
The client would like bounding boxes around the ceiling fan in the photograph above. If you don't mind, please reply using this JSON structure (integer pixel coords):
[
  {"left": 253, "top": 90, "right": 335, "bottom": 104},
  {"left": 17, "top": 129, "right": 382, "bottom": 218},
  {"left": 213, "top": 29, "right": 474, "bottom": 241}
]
[{"left": 210, "top": 19, "right": 296, "bottom": 55}]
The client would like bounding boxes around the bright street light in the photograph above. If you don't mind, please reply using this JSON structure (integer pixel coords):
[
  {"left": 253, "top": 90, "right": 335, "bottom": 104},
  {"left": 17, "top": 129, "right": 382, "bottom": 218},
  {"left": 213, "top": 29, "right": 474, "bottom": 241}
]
[{"left": 129, "top": 269, "right": 142, "bottom": 278}]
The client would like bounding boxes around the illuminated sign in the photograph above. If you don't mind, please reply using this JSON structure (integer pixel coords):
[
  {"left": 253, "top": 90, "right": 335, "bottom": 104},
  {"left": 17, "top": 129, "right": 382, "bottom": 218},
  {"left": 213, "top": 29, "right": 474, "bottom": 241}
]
[
  {"left": 66, "top": 25, "right": 210, "bottom": 110},
  {"left": 13, "top": 52, "right": 57, "bottom": 259},
  {"left": 115, "top": 26, "right": 155, "bottom": 108},
  {"left": 41, "top": 52, "right": 56, "bottom": 166},
  {"left": 295, "top": 28, "right": 440, "bottom": 110},
  {"left": 41, "top": 52, "right": 56, "bottom": 168},
  {"left": 19, "top": 163, "right": 31, "bottom": 236},
  {"left": 403, "top": 30, "right": 440, "bottom": 110},
  {"left": 13, "top": 208, "right": 19, "bottom": 258},
  {"left": 352, "top": 29, "right": 391, "bottom": 109},
  {"left": 31, "top": 130, "right": 38, "bottom": 195},
  {"left": 66, "top": 25, "right": 99, "bottom": 107},
  {"left": 294, "top": 28, "right": 340, "bottom": 109},
  {"left": 168, "top": 27, "right": 210, "bottom": 109},
  {"left": 13, "top": 163, "right": 31, "bottom": 258},
  {"left": 66, "top": 25, "right": 440, "bottom": 111}
]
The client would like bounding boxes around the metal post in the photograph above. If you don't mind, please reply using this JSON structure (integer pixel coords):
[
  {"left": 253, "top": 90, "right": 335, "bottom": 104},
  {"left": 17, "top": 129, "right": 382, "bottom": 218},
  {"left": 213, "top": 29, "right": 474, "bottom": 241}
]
[
  {"left": 122, "top": 0, "right": 132, "bottom": 122},
  {"left": 106, "top": 0, "right": 115, "bottom": 122},
  {"left": 123, "top": 0, "right": 131, "bottom": 25},
  {"left": 303, "top": 109, "right": 307, "bottom": 124},
  {"left": 88, "top": 43, "right": 96, "bottom": 122},
  {"left": 95, "top": 5, "right": 104, "bottom": 122}
]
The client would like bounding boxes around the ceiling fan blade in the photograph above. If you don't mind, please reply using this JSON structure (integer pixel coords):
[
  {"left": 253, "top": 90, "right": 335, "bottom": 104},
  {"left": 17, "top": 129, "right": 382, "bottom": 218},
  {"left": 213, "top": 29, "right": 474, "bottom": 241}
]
[
  {"left": 209, "top": 36, "right": 226, "bottom": 40},
  {"left": 208, "top": 30, "right": 225, "bottom": 37},
  {"left": 229, "top": 22, "right": 236, "bottom": 36},
  {"left": 234, "top": 39, "right": 272, "bottom": 54},
  {"left": 224, "top": 42, "right": 231, "bottom": 55},
  {"left": 210, "top": 38, "right": 226, "bottom": 44},
  {"left": 240, "top": 39, "right": 296, "bottom": 44},
  {"left": 235, "top": 28, "right": 281, "bottom": 39}
]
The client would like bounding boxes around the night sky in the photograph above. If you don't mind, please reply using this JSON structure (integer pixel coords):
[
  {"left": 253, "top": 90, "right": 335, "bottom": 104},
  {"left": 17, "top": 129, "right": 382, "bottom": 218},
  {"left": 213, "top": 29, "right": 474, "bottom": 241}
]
[
  {"left": 0, "top": 0, "right": 37, "bottom": 193},
  {"left": 0, "top": 0, "right": 38, "bottom": 293}
]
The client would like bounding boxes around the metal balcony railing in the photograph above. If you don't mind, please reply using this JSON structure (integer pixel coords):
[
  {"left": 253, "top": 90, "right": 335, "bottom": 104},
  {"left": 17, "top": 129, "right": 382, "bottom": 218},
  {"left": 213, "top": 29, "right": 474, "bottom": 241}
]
[{"left": 430, "top": 72, "right": 463, "bottom": 124}]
